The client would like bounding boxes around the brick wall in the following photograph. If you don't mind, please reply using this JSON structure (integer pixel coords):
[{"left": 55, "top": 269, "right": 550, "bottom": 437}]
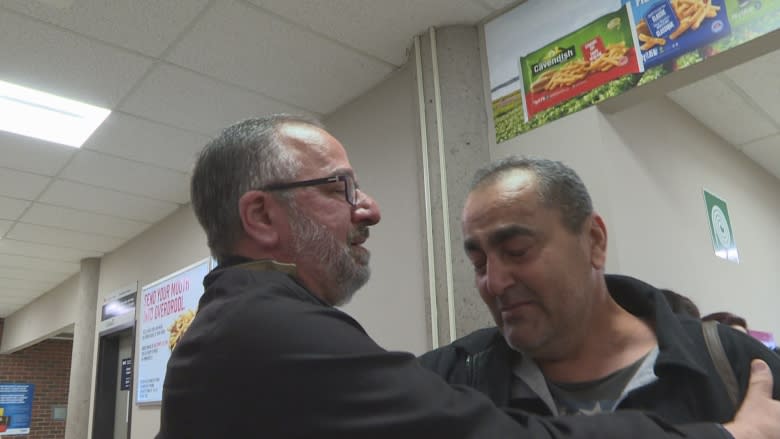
[{"left": 0, "top": 320, "right": 72, "bottom": 439}]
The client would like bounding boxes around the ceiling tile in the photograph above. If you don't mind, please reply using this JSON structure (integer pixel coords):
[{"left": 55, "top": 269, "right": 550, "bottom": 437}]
[
  {"left": 38, "top": 180, "right": 179, "bottom": 223},
  {"left": 0, "top": 131, "right": 75, "bottom": 175},
  {"left": 0, "top": 238, "right": 101, "bottom": 262},
  {"left": 741, "top": 134, "right": 780, "bottom": 180},
  {"left": 1, "top": 0, "right": 210, "bottom": 57},
  {"left": 0, "top": 168, "right": 51, "bottom": 199},
  {"left": 6, "top": 223, "right": 120, "bottom": 252},
  {"left": 121, "top": 64, "right": 314, "bottom": 136},
  {"left": 249, "top": 0, "right": 489, "bottom": 66},
  {"left": 0, "top": 266, "right": 69, "bottom": 283},
  {"left": 0, "top": 277, "right": 58, "bottom": 292},
  {"left": 0, "top": 220, "right": 12, "bottom": 235},
  {"left": 669, "top": 76, "right": 777, "bottom": 146},
  {"left": 61, "top": 150, "right": 190, "bottom": 203},
  {"left": 0, "top": 254, "right": 79, "bottom": 273},
  {"left": 83, "top": 112, "right": 209, "bottom": 173},
  {"left": 0, "top": 9, "right": 153, "bottom": 108},
  {"left": 724, "top": 49, "right": 780, "bottom": 126},
  {"left": 166, "top": 0, "right": 394, "bottom": 114},
  {"left": 0, "top": 197, "right": 30, "bottom": 221},
  {"left": 20, "top": 203, "right": 150, "bottom": 239}
]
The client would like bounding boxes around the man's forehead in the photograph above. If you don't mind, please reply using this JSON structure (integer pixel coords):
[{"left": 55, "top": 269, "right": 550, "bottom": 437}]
[{"left": 279, "top": 123, "right": 352, "bottom": 173}]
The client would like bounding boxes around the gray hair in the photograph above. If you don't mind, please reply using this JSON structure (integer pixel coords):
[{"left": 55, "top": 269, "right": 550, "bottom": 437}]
[
  {"left": 470, "top": 157, "right": 593, "bottom": 232},
  {"left": 190, "top": 114, "right": 323, "bottom": 262}
]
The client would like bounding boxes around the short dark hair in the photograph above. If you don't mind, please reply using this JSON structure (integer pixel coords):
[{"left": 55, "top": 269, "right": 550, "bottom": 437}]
[
  {"left": 470, "top": 157, "right": 593, "bottom": 232},
  {"left": 660, "top": 289, "right": 701, "bottom": 318},
  {"left": 702, "top": 312, "right": 748, "bottom": 330},
  {"left": 190, "top": 114, "right": 322, "bottom": 262}
]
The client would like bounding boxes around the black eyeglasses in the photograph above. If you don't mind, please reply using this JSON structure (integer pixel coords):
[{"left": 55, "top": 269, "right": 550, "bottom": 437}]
[{"left": 262, "top": 175, "right": 358, "bottom": 206}]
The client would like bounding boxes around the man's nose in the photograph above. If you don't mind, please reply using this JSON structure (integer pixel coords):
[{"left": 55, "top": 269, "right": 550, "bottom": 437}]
[
  {"left": 485, "top": 257, "right": 515, "bottom": 297},
  {"left": 352, "top": 190, "right": 381, "bottom": 225}
]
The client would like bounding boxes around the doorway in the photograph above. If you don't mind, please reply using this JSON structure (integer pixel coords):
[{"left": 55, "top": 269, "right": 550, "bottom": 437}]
[{"left": 92, "top": 327, "right": 134, "bottom": 439}]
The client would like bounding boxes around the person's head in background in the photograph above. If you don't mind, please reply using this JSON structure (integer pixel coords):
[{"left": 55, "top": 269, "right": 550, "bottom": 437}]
[
  {"left": 702, "top": 311, "right": 748, "bottom": 333},
  {"left": 660, "top": 289, "right": 701, "bottom": 318}
]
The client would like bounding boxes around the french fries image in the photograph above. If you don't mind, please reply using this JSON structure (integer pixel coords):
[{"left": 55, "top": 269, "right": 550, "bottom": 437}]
[
  {"left": 635, "top": 0, "right": 721, "bottom": 50},
  {"left": 671, "top": 0, "right": 721, "bottom": 36},
  {"left": 536, "top": 42, "right": 628, "bottom": 92},
  {"left": 636, "top": 20, "right": 666, "bottom": 51},
  {"left": 168, "top": 309, "right": 196, "bottom": 351},
  {"left": 639, "top": 33, "right": 666, "bottom": 51},
  {"left": 544, "top": 59, "right": 589, "bottom": 90},
  {"left": 670, "top": 16, "right": 693, "bottom": 39},
  {"left": 530, "top": 70, "right": 555, "bottom": 93},
  {"left": 589, "top": 42, "right": 628, "bottom": 72}
]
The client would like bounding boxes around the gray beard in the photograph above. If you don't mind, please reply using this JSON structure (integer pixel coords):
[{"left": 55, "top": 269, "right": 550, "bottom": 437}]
[{"left": 287, "top": 204, "right": 370, "bottom": 306}]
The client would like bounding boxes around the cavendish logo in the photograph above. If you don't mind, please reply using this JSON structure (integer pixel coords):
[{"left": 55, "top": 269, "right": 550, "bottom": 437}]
[{"left": 532, "top": 46, "right": 576, "bottom": 75}]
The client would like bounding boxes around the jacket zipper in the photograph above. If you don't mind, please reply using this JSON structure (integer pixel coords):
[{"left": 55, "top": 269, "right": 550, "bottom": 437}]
[{"left": 465, "top": 354, "right": 477, "bottom": 386}]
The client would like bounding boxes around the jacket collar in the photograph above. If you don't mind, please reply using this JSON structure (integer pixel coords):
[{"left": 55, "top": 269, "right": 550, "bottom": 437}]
[{"left": 605, "top": 274, "right": 709, "bottom": 378}]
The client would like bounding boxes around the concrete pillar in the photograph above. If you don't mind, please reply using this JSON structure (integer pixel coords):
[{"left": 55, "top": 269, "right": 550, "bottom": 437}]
[
  {"left": 65, "top": 258, "right": 100, "bottom": 439},
  {"left": 415, "top": 25, "right": 494, "bottom": 345}
]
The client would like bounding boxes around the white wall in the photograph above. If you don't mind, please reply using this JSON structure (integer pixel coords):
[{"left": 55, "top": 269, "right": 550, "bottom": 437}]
[
  {"left": 0, "top": 273, "right": 78, "bottom": 353},
  {"left": 597, "top": 97, "right": 780, "bottom": 334},
  {"left": 325, "top": 64, "right": 430, "bottom": 355},
  {"left": 491, "top": 99, "right": 780, "bottom": 337}
]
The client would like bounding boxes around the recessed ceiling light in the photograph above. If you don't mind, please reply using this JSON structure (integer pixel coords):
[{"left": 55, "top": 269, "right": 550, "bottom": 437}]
[{"left": 0, "top": 80, "right": 111, "bottom": 148}]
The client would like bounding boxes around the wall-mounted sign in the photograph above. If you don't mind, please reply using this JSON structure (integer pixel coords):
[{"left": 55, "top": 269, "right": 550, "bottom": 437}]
[
  {"left": 520, "top": 5, "right": 641, "bottom": 121},
  {"left": 121, "top": 358, "right": 133, "bottom": 391},
  {"left": 99, "top": 284, "right": 138, "bottom": 335},
  {"left": 136, "top": 259, "right": 209, "bottom": 404},
  {"left": 703, "top": 189, "right": 739, "bottom": 263},
  {"left": 484, "top": 0, "right": 780, "bottom": 143},
  {"left": 0, "top": 384, "right": 34, "bottom": 435},
  {"left": 624, "top": 0, "right": 731, "bottom": 69}
]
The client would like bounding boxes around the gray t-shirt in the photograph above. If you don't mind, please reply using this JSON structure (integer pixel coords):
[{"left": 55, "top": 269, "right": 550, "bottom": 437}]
[{"left": 546, "top": 353, "right": 648, "bottom": 416}]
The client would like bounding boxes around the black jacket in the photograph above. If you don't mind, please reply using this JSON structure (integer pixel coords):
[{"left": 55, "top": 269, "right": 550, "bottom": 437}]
[
  {"left": 157, "top": 261, "right": 729, "bottom": 438},
  {"left": 419, "top": 275, "right": 780, "bottom": 426}
]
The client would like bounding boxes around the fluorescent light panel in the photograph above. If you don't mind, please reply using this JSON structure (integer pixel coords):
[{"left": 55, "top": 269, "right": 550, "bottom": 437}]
[{"left": 0, "top": 80, "right": 111, "bottom": 148}]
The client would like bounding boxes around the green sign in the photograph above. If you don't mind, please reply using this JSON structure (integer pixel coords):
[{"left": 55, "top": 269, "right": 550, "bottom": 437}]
[{"left": 703, "top": 189, "right": 739, "bottom": 263}]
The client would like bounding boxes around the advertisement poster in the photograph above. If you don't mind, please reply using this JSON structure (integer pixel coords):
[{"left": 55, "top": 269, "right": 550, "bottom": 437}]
[
  {"left": 0, "top": 384, "right": 34, "bottom": 435},
  {"left": 484, "top": 0, "right": 780, "bottom": 142},
  {"left": 712, "top": 0, "right": 780, "bottom": 51},
  {"left": 136, "top": 259, "right": 209, "bottom": 404},
  {"left": 520, "top": 5, "right": 641, "bottom": 121},
  {"left": 623, "top": 0, "right": 731, "bottom": 68}
]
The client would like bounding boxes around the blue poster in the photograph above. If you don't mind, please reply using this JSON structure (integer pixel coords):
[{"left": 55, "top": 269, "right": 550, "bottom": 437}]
[
  {"left": 0, "top": 384, "right": 34, "bottom": 435},
  {"left": 624, "top": 0, "right": 731, "bottom": 68}
]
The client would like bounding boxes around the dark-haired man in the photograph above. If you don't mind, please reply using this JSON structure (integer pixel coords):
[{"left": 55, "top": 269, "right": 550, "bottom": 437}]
[{"left": 421, "top": 156, "right": 780, "bottom": 436}]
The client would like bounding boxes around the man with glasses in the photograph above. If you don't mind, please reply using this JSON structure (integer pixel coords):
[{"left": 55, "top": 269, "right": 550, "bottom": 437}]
[{"left": 156, "top": 115, "right": 780, "bottom": 439}]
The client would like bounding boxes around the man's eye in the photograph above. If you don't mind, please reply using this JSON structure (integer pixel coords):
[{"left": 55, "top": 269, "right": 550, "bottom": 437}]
[{"left": 505, "top": 247, "right": 530, "bottom": 258}]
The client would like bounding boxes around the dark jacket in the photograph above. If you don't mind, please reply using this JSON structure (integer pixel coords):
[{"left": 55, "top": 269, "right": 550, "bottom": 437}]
[
  {"left": 157, "top": 261, "right": 727, "bottom": 438},
  {"left": 419, "top": 275, "right": 780, "bottom": 425}
]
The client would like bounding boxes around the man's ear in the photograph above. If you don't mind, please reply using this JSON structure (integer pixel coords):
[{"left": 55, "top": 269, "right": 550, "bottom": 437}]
[
  {"left": 588, "top": 213, "right": 608, "bottom": 269},
  {"left": 238, "top": 191, "right": 280, "bottom": 248}
]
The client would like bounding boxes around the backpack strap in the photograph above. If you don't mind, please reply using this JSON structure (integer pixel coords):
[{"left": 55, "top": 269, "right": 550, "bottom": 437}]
[{"left": 702, "top": 320, "right": 739, "bottom": 408}]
